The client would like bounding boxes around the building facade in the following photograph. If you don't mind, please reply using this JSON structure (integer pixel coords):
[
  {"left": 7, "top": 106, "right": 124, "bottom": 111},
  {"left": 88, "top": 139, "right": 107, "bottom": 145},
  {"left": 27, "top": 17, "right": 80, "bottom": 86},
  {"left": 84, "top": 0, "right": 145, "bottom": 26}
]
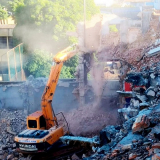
[{"left": 0, "top": 17, "right": 16, "bottom": 81}]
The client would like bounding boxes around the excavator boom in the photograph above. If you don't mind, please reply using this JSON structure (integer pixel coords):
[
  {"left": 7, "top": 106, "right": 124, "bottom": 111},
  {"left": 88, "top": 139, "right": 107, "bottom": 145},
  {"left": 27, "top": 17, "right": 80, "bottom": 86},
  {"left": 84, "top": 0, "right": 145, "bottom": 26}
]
[{"left": 41, "top": 44, "right": 78, "bottom": 129}]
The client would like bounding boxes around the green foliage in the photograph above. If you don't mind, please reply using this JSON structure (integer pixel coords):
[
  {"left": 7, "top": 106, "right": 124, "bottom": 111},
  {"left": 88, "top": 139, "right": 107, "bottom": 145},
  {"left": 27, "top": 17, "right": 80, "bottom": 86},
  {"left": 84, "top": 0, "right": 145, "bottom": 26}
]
[
  {"left": 60, "top": 55, "right": 78, "bottom": 79},
  {"left": 24, "top": 51, "right": 78, "bottom": 78},
  {"left": 24, "top": 50, "right": 52, "bottom": 78},
  {"left": 13, "top": 0, "right": 100, "bottom": 52},
  {"left": 1, "top": 0, "right": 99, "bottom": 78},
  {"left": 93, "top": 52, "right": 98, "bottom": 62},
  {"left": 8, "top": 0, "right": 24, "bottom": 13},
  {"left": 0, "top": 0, "right": 24, "bottom": 19},
  {"left": 109, "top": 25, "right": 118, "bottom": 32},
  {"left": 0, "top": 5, "right": 8, "bottom": 20}
]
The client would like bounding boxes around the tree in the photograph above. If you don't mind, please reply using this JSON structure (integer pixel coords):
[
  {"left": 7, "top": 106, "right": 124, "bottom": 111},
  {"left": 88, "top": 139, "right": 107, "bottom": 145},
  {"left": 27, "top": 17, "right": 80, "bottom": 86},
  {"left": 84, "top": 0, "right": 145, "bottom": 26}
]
[
  {"left": 0, "top": 0, "right": 24, "bottom": 19},
  {"left": 0, "top": 0, "right": 99, "bottom": 78},
  {"left": 13, "top": 0, "right": 100, "bottom": 53},
  {"left": 8, "top": 0, "right": 24, "bottom": 13},
  {"left": 12, "top": 0, "right": 99, "bottom": 78},
  {"left": 0, "top": 5, "right": 8, "bottom": 20},
  {"left": 24, "top": 49, "right": 78, "bottom": 78},
  {"left": 24, "top": 50, "right": 52, "bottom": 78},
  {"left": 60, "top": 55, "right": 78, "bottom": 78}
]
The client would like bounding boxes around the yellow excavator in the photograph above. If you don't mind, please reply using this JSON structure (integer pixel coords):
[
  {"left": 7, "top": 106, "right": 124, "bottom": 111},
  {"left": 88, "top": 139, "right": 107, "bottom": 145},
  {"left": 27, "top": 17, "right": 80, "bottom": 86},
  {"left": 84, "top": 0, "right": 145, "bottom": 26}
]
[{"left": 14, "top": 44, "right": 78, "bottom": 153}]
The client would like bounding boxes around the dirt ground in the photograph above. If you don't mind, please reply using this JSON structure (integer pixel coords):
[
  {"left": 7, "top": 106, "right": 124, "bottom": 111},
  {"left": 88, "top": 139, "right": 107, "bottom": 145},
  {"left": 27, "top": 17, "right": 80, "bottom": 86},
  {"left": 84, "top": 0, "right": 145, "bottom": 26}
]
[{"left": 65, "top": 98, "right": 119, "bottom": 136}]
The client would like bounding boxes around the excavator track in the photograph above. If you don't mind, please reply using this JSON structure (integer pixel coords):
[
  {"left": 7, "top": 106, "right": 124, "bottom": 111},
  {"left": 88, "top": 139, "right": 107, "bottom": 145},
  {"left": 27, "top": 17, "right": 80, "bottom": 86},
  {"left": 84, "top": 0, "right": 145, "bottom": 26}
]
[
  {"left": 23, "top": 135, "right": 100, "bottom": 160},
  {"left": 28, "top": 145, "right": 83, "bottom": 160}
]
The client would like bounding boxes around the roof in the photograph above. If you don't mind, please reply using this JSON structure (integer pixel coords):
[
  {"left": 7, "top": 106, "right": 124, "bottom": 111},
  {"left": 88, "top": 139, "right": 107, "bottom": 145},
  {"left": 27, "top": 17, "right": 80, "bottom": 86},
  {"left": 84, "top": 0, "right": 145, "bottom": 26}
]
[
  {"left": 0, "top": 24, "right": 16, "bottom": 29},
  {"left": 28, "top": 111, "right": 43, "bottom": 119}
]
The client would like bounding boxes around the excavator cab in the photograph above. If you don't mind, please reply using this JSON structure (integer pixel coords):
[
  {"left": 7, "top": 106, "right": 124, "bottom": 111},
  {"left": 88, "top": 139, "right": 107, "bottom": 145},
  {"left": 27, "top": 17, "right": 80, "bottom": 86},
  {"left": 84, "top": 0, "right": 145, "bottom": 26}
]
[{"left": 27, "top": 111, "right": 46, "bottom": 130}]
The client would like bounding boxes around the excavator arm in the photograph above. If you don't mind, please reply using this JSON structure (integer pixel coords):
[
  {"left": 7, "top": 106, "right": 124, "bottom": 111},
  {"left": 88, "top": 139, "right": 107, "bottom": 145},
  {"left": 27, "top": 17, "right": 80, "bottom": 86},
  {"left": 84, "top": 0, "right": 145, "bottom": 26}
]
[{"left": 41, "top": 44, "right": 78, "bottom": 129}]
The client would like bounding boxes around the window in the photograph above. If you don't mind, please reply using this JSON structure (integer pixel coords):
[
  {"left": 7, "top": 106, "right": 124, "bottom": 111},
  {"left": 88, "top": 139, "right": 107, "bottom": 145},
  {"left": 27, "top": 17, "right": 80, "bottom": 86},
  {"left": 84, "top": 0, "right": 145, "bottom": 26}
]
[
  {"left": 8, "top": 37, "right": 13, "bottom": 49},
  {"left": 40, "top": 116, "right": 46, "bottom": 128},
  {"left": 0, "top": 37, "right": 7, "bottom": 49},
  {"left": 28, "top": 120, "right": 37, "bottom": 128}
]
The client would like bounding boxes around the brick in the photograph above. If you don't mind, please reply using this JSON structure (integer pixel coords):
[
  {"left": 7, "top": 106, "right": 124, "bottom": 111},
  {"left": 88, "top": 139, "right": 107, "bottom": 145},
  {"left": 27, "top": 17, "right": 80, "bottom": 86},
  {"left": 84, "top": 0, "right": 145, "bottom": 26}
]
[
  {"left": 152, "top": 153, "right": 160, "bottom": 160},
  {"left": 152, "top": 143, "right": 160, "bottom": 149},
  {"left": 132, "top": 115, "right": 150, "bottom": 133},
  {"left": 129, "top": 153, "right": 137, "bottom": 160}
]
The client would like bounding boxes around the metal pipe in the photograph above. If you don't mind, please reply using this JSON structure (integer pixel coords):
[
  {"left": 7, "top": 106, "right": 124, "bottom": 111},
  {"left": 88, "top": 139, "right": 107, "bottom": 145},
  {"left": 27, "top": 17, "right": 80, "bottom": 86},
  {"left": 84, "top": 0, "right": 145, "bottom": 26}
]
[{"left": 83, "top": 0, "right": 86, "bottom": 48}]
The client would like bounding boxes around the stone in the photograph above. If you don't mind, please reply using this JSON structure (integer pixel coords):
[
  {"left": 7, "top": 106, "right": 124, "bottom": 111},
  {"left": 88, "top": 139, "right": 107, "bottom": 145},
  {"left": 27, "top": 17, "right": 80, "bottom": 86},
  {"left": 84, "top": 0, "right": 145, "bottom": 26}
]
[
  {"left": 150, "top": 73, "right": 156, "bottom": 79},
  {"left": 139, "top": 102, "right": 150, "bottom": 110},
  {"left": 7, "top": 154, "right": 14, "bottom": 160},
  {"left": 152, "top": 153, "right": 160, "bottom": 160},
  {"left": 152, "top": 143, "right": 160, "bottom": 149},
  {"left": 6, "top": 127, "right": 16, "bottom": 136},
  {"left": 147, "top": 90, "right": 156, "bottom": 97},
  {"left": 136, "top": 95, "right": 148, "bottom": 103},
  {"left": 145, "top": 156, "right": 152, "bottom": 160},
  {"left": 72, "top": 154, "right": 80, "bottom": 160},
  {"left": 12, "top": 158, "right": 18, "bottom": 160},
  {"left": 132, "top": 115, "right": 150, "bottom": 133},
  {"left": 129, "top": 153, "right": 137, "bottom": 160},
  {"left": 0, "top": 155, "right": 3, "bottom": 160},
  {"left": 12, "top": 143, "right": 16, "bottom": 149},
  {"left": 2, "top": 145, "right": 7, "bottom": 150},
  {"left": 100, "top": 125, "right": 118, "bottom": 145},
  {"left": 121, "top": 144, "right": 132, "bottom": 151},
  {"left": 131, "top": 99, "right": 140, "bottom": 109},
  {"left": 154, "top": 148, "right": 160, "bottom": 154}
]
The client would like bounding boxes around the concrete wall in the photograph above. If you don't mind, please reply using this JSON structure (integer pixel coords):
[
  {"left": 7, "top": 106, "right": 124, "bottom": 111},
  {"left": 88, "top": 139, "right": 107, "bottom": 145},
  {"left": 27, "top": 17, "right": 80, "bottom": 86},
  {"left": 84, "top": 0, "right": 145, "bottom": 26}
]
[
  {"left": 0, "top": 79, "right": 79, "bottom": 114},
  {"left": 0, "top": 78, "right": 120, "bottom": 114}
]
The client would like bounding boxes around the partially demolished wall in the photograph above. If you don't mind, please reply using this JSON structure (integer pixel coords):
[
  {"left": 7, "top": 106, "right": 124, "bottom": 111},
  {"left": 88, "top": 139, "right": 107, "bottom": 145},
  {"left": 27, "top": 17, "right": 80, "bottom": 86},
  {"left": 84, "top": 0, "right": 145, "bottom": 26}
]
[{"left": 0, "top": 76, "right": 79, "bottom": 114}]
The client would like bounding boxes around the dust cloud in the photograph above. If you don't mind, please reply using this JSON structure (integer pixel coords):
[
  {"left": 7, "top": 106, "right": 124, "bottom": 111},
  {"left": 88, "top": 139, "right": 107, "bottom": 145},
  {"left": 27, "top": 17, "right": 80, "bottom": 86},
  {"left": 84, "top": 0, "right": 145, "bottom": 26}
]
[
  {"left": 65, "top": 103, "right": 118, "bottom": 136},
  {"left": 64, "top": 60, "right": 119, "bottom": 136},
  {"left": 14, "top": 24, "right": 64, "bottom": 54}
]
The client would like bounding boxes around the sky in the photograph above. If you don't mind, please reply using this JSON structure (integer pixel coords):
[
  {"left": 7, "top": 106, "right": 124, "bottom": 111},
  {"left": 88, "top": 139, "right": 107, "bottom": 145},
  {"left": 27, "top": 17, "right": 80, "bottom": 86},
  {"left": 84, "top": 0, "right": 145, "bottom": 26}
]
[{"left": 94, "top": 0, "right": 115, "bottom": 6}]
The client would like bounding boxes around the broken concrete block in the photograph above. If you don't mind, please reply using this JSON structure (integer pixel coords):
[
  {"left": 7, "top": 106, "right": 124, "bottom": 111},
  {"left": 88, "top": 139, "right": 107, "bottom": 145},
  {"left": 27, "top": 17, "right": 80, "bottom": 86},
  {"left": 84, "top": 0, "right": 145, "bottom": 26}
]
[
  {"left": 150, "top": 73, "right": 156, "bottom": 79},
  {"left": 147, "top": 90, "right": 156, "bottom": 97},
  {"left": 154, "top": 148, "right": 160, "bottom": 154},
  {"left": 72, "top": 154, "right": 81, "bottom": 160},
  {"left": 146, "top": 87, "right": 156, "bottom": 101},
  {"left": 132, "top": 115, "right": 150, "bottom": 133},
  {"left": 129, "top": 153, "right": 137, "bottom": 160},
  {"left": 139, "top": 102, "right": 150, "bottom": 110},
  {"left": 130, "top": 98, "right": 140, "bottom": 109},
  {"left": 128, "top": 109, "right": 139, "bottom": 117},
  {"left": 100, "top": 125, "right": 118, "bottom": 145},
  {"left": 136, "top": 94, "right": 148, "bottom": 102},
  {"left": 152, "top": 143, "right": 160, "bottom": 149},
  {"left": 152, "top": 153, "right": 160, "bottom": 160},
  {"left": 118, "top": 108, "right": 139, "bottom": 121},
  {"left": 121, "top": 144, "right": 132, "bottom": 151},
  {"left": 7, "top": 154, "right": 14, "bottom": 160}
]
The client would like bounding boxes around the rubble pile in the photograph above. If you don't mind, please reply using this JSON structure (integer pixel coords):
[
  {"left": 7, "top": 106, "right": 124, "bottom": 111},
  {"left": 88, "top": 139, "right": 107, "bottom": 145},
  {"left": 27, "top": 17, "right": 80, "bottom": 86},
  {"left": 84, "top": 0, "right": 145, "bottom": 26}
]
[
  {"left": 85, "top": 109, "right": 160, "bottom": 159},
  {"left": 65, "top": 104, "right": 118, "bottom": 136},
  {"left": 84, "top": 61, "right": 160, "bottom": 159},
  {"left": 0, "top": 109, "right": 27, "bottom": 160}
]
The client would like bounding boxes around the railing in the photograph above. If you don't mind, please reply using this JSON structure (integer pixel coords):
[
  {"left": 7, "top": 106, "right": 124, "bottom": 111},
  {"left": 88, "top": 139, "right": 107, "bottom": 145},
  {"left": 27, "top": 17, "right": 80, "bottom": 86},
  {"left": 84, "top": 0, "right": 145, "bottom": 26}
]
[{"left": 0, "top": 43, "right": 25, "bottom": 81}]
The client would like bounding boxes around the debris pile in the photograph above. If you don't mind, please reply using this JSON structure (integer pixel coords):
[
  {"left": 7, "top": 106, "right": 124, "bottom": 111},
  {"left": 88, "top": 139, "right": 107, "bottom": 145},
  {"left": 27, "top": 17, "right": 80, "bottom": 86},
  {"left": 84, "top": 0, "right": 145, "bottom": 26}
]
[
  {"left": 0, "top": 109, "right": 27, "bottom": 160},
  {"left": 84, "top": 61, "right": 160, "bottom": 159},
  {"left": 65, "top": 103, "right": 118, "bottom": 136}
]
